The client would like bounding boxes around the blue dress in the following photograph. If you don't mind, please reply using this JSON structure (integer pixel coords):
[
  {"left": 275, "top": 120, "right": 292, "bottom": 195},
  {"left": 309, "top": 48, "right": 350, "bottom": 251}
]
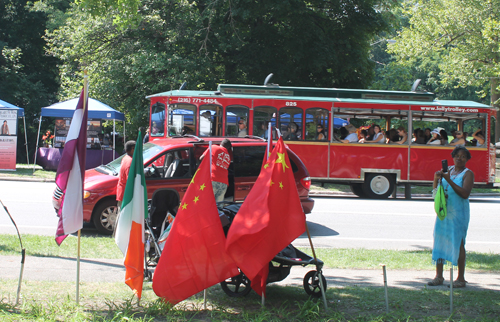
[{"left": 432, "top": 166, "right": 470, "bottom": 266}]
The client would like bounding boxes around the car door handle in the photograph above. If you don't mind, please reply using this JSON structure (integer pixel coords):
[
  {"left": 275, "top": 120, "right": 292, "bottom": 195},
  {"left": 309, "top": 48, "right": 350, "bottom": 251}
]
[{"left": 237, "top": 186, "right": 251, "bottom": 191}]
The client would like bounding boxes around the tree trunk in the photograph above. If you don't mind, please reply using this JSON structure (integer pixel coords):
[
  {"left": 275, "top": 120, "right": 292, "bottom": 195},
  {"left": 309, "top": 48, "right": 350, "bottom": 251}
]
[{"left": 491, "top": 78, "right": 500, "bottom": 143}]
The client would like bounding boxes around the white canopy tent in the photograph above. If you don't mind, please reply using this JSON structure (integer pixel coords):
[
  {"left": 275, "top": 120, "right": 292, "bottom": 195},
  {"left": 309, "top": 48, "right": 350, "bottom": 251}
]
[{"left": 0, "top": 99, "right": 29, "bottom": 164}]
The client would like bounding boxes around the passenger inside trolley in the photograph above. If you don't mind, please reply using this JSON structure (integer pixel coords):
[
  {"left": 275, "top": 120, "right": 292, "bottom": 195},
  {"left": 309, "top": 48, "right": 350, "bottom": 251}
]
[
  {"left": 396, "top": 127, "right": 407, "bottom": 144},
  {"left": 449, "top": 131, "right": 466, "bottom": 146},
  {"left": 427, "top": 128, "right": 442, "bottom": 145},
  {"left": 237, "top": 119, "right": 247, "bottom": 137},
  {"left": 283, "top": 122, "right": 299, "bottom": 141},
  {"left": 386, "top": 128, "right": 400, "bottom": 144},
  {"left": 364, "top": 124, "right": 385, "bottom": 143},
  {"left": 340, "top": 124, "right": 358, "bottom": 143},
  {"left": 316, "top": 124, "right": 326, "bottom": 141},
  {"left": 472, "top": 129, "right": 485, "bottom": 147},
  {"left": 440, "top": 129, "right": 449, "bottom": 145}
]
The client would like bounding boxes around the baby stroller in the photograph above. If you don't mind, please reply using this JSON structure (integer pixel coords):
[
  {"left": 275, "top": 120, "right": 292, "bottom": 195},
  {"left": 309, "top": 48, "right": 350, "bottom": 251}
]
[
  {"left": 218, "top": 203, "right": 327, "bottom": 298},
  {"left": 144, "top": 196, "right": 178, "bottom": 281}
]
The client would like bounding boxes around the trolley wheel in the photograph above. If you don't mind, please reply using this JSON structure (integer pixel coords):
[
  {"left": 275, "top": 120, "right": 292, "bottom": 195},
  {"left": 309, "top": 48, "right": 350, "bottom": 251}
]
[
  {"left": 303, "top": 270, "right": 327, "bottom": 298},
  {"left": 349, "top": 183, "right": 366, "bottom": 198},
  {"left": 220, "top": 271, "right": 252, "bottom": 297},
  {"left": 362, "top": 173, "right": 394, "bottom": 199}
]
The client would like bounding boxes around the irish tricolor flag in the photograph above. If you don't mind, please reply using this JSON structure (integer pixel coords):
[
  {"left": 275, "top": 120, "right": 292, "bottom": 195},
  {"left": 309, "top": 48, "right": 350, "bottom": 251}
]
[{"left": 114, "top": 132, "right": 148, "bottom": 299}]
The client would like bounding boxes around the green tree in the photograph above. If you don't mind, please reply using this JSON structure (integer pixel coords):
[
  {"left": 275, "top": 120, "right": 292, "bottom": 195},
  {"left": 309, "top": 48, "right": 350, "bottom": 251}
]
[
  {"left": 46, "top": 0, "right": 390, "bottom": 137},
  {"left": 0, "top": 0, "right": 64, "bottom": 162},
  {"left": 387, "top": 0, "right": 500, "bottom": 140}
]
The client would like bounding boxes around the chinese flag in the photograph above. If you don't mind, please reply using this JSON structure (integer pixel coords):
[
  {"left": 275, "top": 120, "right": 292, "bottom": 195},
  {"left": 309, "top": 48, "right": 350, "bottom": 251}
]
[
  {"left": 152, "top": 156, "right": 239, "bottom": 305},
  {"left": 226, "top": 137, "right": 306, "bottom": 296}
]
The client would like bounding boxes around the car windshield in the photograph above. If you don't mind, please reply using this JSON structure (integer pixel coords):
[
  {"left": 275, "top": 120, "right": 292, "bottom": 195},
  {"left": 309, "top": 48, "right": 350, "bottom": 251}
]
[{"left": 96, "top": 142, "right": 164, "bottom": 175}]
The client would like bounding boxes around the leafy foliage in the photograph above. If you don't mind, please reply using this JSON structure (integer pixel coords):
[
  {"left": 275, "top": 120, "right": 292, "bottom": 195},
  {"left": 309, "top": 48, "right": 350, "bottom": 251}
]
[
  {"left": 45, "top": 0, "right": 389, "bottom": 136},
  {"left": 385, "top": 0, "right": 499, "bottom": 99},
  {"left": 0, "top": 0, "right": 64, "bottom": 162}
]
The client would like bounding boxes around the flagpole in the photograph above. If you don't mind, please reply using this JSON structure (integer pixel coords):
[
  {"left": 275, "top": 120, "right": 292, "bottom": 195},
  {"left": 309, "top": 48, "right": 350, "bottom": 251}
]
[
  {"left": 76, "top": 229, "right": 81, "bottom": 304},
  {"left": 265, "top": 122, "right": 272, "bottom": 162},
  {"left": 305, "top": 222, "right": 328, "bottom": 311},
  {"left": 77, "top": 71, "right": 89, "bottom": 303},
  {"left": 76, "top": 71, "right": 89, "bottom": 305},
  {"left": 203, "top": 142, "right": 213, "bottom": 310},
  {"left": 263, "top": 127, "right": 271, "bottom": 309}
]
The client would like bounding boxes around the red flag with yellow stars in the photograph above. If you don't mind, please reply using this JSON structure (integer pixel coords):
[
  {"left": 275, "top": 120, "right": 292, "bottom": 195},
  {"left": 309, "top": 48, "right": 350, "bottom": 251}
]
[
  {"left": 226, "top": 137, "right": 306, "bottom": 296},
  {"left": 152, "top": 156, "right": 239, "bottom": 305}
]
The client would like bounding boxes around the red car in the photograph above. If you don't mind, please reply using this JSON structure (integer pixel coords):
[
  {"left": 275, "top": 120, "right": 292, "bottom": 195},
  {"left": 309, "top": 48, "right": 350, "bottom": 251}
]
[{"left": 83, "top": 137, "right": 315, "bottom": 234}]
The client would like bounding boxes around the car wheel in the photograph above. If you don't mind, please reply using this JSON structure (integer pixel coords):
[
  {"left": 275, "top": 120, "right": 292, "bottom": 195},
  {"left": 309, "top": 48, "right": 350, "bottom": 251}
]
[
  {"left": 303, "top": 270, "right": 327, "bottom": 298},
  {"left": 362, "top": 173, "right": 394, "bottom": 199},
  {"left": 349, "top": 183, "right": 366, "bottom": 198},
  {"left": 92, "top": 199, "right": 118, "bottom": 235}
]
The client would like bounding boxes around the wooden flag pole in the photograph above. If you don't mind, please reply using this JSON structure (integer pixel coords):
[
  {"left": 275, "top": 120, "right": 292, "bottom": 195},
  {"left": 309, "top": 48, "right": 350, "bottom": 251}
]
[
  {"left": 381, "top": 264, "right": 389, "bottom": 313},
  {"left": 76, "top": 229, "right": 81, "bottom": 305}
]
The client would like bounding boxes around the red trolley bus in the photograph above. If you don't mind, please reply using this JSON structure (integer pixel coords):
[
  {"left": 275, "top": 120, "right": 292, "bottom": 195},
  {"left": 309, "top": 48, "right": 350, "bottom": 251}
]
[{"left": 147, "top": 84, "right": 496, "bottom": 198}]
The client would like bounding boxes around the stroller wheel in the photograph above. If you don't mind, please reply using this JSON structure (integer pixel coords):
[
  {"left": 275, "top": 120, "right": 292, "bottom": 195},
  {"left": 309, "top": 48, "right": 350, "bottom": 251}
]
[
  {"left": 220, "top": 271, "right": 252, "bottom": 297},
  {"left": 303, "top": 270, "right": 327, "bottom": 298},
  {"left": 144, "top": 269, "right": 153, "bottom": 282}
]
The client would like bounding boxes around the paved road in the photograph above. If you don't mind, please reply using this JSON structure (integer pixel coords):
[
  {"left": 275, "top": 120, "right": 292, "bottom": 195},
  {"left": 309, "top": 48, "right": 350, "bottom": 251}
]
[
  {"left": 1, "top": 181, "right": 500, "bottom": 254},
  {"left": 296, "top": 195, "right": 500, "bottom": 253}
]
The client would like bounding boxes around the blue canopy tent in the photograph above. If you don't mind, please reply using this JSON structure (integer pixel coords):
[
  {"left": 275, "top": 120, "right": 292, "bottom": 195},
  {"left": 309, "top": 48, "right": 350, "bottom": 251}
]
[
  {"left": 34, "top": 98, "right": 126, "bottom": 171},
  {"left": 0, "top": 99, "right": 24, "bottom": 116},
  {"left": 333, "top": 117, "right": 348, "bottom": 129},
  {"left": 0, "top": 99, "right": 29, "bottom": 164}
]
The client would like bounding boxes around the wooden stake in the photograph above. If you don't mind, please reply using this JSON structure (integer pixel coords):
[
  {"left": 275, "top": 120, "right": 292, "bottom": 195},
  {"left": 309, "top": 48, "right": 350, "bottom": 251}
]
[
  {"left": 381, "top": 264, "right": 389, "bottom": 313},
  {"left": 450, "top": 267, "right": 453, "bottom": 315}
]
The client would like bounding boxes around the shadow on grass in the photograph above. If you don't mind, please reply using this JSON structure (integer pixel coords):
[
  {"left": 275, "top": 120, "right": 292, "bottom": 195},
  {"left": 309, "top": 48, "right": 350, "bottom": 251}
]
[
  {"left": 206, "top": 283, "right": 500, "bottom": 321},
  {"left": 1, "top": 278, "right": 499, "bottom": 321},
  {"left": 405, "top": 249, "right": 500, "bottom": 271}
]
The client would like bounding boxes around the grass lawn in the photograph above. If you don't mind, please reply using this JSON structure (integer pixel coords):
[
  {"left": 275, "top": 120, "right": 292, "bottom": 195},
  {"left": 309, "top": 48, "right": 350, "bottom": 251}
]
[
  {"left": 1, "top": 236, "right": 499, "bottom": 321},
  {"left": 0, "top": 164, "right": 55, "bottom": 180},
  {"left": 1, "top": 279, "right": 499, "bottom": 321}
]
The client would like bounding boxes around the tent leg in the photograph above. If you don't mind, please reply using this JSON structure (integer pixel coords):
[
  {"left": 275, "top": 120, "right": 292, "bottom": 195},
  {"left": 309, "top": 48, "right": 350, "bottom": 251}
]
[
  {"left": 23, "top": 117, "right": 29, "bottom": 165},
  {"left": 123, "top": 120, "right": 126, "bottom": 149},
  {"left": 113, "top": 120, "right": 115, "bottom": 156},
  {"left": 32, "top": 116, "right": 43, "bottom": 174}
]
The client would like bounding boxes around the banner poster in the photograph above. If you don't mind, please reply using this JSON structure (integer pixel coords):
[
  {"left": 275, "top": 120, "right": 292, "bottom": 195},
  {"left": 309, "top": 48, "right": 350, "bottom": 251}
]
[
  {"left": 54, "top": 117, "right": 72, "bottom": 148},
  {"left": 86, "top": 119, "right": 102, "bottom": 149},
  {"left": 0, "top": 108, "right": 18, "bottom": 170}
]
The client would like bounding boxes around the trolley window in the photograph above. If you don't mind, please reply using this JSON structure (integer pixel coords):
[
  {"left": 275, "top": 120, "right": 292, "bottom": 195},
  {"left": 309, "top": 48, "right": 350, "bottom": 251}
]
[
  {"left": 199, "top": 104, "right": 223, "bottom": 137},
  {"left": 225, "top": 105, "right": 249, "bottom": 137},
  {"left": 168, "top": 103, "right": 196, "bottom": 136}
]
